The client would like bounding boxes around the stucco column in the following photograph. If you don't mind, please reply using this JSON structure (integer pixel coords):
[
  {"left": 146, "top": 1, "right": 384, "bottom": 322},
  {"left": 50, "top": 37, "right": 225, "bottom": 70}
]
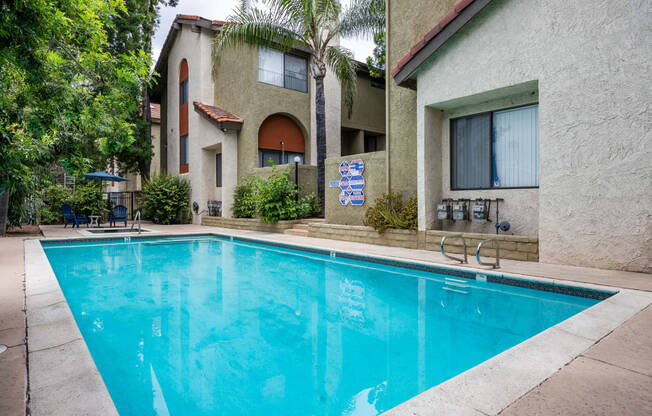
[
  {"left": 221, "top": 132, "right": 238, "bottom": 218},
  {"left": 417, "top": 104, "right": 443, "bottom": 231}
]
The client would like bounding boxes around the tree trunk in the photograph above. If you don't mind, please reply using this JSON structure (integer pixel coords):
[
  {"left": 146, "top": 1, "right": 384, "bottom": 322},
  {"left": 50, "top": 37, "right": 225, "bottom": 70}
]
[
  {"left": 0, "top": 190, "right": 8, "bottom": 237},
  {"left": 315, "top": 77, "right": 326, "bottom": 217}
]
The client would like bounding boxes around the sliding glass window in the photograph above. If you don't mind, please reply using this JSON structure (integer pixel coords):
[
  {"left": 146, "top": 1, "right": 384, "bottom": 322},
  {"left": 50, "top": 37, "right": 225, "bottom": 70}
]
[{"left": 450, "top": 104, "right": 539, "bottom": 190}]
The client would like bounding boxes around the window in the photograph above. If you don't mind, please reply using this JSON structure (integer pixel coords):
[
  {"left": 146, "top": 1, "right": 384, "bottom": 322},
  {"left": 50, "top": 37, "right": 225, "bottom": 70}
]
[
  {"left": 179, "top": 79, "right": 188, "bottom": 105},
  {"left": 258, "top": 47, "right": 308, "bottom": 93},
  {"left": 258, "top": 150, "right": 304, "bottom": 167},
  {"left": 180, "top": 135, "right": 188, "bottom": 169},
  {"left": 216, "top": 153, "right": 222, "bottom": 187},
  {"left": 450, "top": 104, "right": 539, "bottom": 190}
]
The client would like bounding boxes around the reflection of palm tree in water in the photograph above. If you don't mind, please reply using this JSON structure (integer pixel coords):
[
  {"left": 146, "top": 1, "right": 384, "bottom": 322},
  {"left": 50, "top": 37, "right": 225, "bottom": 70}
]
[{"left": 343, "top": 381, "right": 387, "bottom": 416}]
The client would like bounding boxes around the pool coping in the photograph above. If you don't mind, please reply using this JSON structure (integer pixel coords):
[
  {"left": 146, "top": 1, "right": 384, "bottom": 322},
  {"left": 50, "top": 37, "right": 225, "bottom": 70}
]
[{"left": 25, "top": 233, "right": 652, "bottom": 415}]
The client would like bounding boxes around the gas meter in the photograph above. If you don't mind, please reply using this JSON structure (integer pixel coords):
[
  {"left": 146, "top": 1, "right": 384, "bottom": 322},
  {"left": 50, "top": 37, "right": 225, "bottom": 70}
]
[
  {"left": 472, "top": 199, "right": 491, "bottom": 221},
  {"left": 452, "top": 199, "right": 469, "bottom": 221},
  {"left": 437, "top": 199, "right": 452, "bottom": 220}
]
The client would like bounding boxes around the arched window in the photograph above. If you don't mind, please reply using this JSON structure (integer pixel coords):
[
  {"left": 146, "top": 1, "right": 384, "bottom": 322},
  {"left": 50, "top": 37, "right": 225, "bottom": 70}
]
[
  {"left": 258, "top": 114, "right": 305, "bottom": 167},
  {"left": 179, "top": 59, "right": 189, "bottom": 173}
]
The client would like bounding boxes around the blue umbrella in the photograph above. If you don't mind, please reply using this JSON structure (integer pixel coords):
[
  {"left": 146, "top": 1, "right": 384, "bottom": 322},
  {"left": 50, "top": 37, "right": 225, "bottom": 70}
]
[{"left": 84, "top": 171, "right": 129, "bottom": 182}]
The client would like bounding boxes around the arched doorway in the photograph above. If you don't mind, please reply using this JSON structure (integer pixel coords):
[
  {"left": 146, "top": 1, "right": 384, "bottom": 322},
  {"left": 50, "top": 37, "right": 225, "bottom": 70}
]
[{"left": 258, "top": 114, "right": 305, "bottom": 167}]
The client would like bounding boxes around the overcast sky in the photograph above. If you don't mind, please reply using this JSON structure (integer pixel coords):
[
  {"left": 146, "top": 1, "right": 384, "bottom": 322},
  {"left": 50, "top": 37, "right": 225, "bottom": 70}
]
[{"left": 152, "top": 0, "right": 375, "bottom": 65}]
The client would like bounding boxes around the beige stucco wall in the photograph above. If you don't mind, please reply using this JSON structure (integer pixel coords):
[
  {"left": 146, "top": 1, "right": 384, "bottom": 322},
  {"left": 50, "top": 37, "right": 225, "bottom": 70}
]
[
  {"left": 213, "top": 44, "right": 313, "bottom": 180},
  {"left": 413, "top": 0, "right": 652, "bottom": 272},
  {"left": 387, "top": 0, "right": 459, "bottom": 197},
  {"left": 150, "top": 121, "right": 161, "bottom": 177},
  {"left": 325, "top": 151, "right": 386, "bottom": 225},
  {"left": 341, "top": 72, "right": 386, "bottom": 134},
  {"left": 166, "top": 24, "right": 234, "bottom": 223}
]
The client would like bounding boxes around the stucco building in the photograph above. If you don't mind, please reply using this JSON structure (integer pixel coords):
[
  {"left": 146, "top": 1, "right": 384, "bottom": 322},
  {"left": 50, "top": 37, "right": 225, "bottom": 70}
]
[
  {"left": 390, "top": 0, "right": 651, "bottom": 272},
  {"left": 150, "top": 15, "right": 386, "bottom": 221}
]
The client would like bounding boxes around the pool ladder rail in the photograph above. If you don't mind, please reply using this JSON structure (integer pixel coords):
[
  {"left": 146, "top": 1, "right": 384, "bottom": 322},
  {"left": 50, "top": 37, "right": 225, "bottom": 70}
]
[
  {"left": 440, "top": 234, "right": 500, "bottom": 269},
  {"left": 131, "top": 210, "right": 142, "bottom": 234}
]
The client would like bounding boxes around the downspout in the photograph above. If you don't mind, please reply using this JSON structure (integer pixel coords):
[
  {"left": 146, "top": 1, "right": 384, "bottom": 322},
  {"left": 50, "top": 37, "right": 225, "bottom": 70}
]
[{"left": 385, "top": 0, "right": 391, "bottom": 193}]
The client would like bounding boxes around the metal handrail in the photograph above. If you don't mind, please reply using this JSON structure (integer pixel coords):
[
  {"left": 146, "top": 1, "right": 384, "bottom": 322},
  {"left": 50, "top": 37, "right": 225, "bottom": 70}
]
[
  {"left": 476, "top": 237, "right": 500, "bottom": 268},
  {"left": 440, "top": 233, "right": 468, "bottom": 263},
  {"left": 131, "top": 210, "right": 142, "bottom": 234}
]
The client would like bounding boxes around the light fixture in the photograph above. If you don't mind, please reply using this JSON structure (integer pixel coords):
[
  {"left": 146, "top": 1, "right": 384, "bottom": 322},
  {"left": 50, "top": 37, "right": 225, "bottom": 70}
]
[{"left": 294, "top": 156, "right": 301, "bottom": 163}]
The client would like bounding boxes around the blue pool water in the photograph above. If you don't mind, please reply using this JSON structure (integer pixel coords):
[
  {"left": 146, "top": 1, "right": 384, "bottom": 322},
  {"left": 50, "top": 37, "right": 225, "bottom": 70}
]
[{"left": 43, "top": 236, "right": 600, "bottom": 416}]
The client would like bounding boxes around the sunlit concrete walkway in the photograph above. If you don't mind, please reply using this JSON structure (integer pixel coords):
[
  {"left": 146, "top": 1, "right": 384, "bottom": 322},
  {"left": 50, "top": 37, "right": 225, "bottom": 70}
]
[
  {"left": 2, "top": 223, "right": 650, "bottom": 415},
  {"left": 0, "top": 237, "right": 28, "bottom": 416}
]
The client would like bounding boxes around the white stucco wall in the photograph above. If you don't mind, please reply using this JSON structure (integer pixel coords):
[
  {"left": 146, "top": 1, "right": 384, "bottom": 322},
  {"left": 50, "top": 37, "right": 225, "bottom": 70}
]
[
  {"left": 414, "top": 0, "right": 651, "bottom": 272},
  {"left": 166, "top": 25, "right": 239, "bottom": 222}
]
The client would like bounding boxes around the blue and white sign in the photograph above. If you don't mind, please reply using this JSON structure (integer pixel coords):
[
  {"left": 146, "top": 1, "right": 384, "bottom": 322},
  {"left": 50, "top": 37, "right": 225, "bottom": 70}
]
[{"left": 329, "top": 159, "right": 365, "bottom": 206}]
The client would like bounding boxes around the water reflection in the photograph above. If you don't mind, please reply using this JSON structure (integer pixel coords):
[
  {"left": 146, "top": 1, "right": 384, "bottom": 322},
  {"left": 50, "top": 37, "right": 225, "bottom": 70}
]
[{"left": 44, "top": 238, "right": 597, "bottom": 416}]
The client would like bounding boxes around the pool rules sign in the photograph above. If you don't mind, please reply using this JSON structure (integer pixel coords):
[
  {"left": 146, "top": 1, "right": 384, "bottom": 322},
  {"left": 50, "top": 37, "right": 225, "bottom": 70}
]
[{"left": 329, "top": 159, "right": 365, "bottom": 206}]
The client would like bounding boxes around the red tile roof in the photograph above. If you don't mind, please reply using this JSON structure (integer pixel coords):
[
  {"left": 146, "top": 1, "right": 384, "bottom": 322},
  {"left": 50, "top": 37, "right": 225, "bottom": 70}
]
[
  {"left": 391, "top": 0, "right": 478, "bottom": 79},
  {"left": 150, "top": 103, "right": 160, "bottom": 121},
  {"left": 193, "top": 102, "right": 243, "bottom": 124},
  {"left": 176, "top": 14, "right": 229, "bottom": 25}
]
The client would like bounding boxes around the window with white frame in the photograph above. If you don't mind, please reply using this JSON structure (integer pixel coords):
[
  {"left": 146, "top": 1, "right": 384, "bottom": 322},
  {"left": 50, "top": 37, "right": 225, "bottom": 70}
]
[
  {"left": 450, "top": 104, "right": 539, "bottom": 190},
  {"left": 258, "top": 47, "right": 308, "bottom": 93}
]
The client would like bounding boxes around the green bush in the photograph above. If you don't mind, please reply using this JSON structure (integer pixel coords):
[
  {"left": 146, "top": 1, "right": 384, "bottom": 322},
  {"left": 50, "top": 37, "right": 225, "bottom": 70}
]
[
  {"left": 256, "top": 166, "right": 302, "bottom": 223},
  {"left": 141, "top": 175, "right": 191, "bottom": 224},
  {"left": 232, "top": 166, "right": 321, "bottom": 223},
  {"left": 364, "top": 192, "right": 418, "bottom": 234},
  {"left": 70, "top": 183, "right": 106, "bottom": 217},
  {"left": 39, "top": 184, "right": 72, "bottom": 224},
  {"left": 232, "top": 177, "right": 259, "bottom": 218},
  {"left": 299, "top": 193, "right": 321, "bottom": 218}
]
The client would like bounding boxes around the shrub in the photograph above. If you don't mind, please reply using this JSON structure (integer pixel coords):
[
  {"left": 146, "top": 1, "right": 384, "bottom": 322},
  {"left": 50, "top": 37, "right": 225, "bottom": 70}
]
[
  {"left": 141, "top": 175, "right": 191, "bottom": 224},
  {"left": 256, "top": 166, "right": 301, "bottom": 223},
  {"left": 299, "top": 193, "right": 321, "bottom": 218},
  {"left": 39, "top": 184, "right": 72, "bottom": 224},
  {"left": 364, "top": 192, "right": 418, "bottom": 234},
  {"left": 232, "top": 177, "right": 259, "bottom": 218},
  {"left": 70, "top": 183, "right": 106, "bottom": 217}
]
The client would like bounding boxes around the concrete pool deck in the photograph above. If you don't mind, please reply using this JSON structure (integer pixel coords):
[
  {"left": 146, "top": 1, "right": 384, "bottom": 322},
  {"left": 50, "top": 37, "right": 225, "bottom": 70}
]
[{"left": 2, "top": 223, "right": 651, "bottom": 415}]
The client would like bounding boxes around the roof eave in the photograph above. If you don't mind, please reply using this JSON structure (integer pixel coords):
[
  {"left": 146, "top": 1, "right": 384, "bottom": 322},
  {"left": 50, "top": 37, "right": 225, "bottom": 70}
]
[{"left": 393, "top": 0, "right": 491, "bottom": 87}]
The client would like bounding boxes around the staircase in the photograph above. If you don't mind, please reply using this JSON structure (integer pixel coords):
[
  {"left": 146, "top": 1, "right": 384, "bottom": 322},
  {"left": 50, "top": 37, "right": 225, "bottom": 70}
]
[{"left": 284, "top": 218, "right": 325, "bottom": 237}]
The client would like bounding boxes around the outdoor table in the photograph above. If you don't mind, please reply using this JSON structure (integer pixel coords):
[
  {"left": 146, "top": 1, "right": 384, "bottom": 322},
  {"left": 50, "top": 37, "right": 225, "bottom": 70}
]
[{"left": 89, "top": 215, "right": 101, "bottom": 228}]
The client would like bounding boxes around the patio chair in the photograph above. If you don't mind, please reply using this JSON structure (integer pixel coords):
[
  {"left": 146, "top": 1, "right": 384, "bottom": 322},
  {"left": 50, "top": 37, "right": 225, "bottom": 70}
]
[
  {"left": 109, "top": 205, "right": 128, "bottom": 227},
  {"left": 61, "top": 204, "right": 89, "bottom": 228}
]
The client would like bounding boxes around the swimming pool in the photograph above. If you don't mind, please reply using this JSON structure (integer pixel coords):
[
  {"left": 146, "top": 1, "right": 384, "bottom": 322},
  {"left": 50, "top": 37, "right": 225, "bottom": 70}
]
[{"left": 42, "top": 235, "right": 608, "bottom": 415}]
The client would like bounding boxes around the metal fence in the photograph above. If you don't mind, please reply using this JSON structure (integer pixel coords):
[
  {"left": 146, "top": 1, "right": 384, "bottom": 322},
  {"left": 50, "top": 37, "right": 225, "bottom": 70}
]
[{"left": 104, "top": 191, "right": 141, "bottom": 220}]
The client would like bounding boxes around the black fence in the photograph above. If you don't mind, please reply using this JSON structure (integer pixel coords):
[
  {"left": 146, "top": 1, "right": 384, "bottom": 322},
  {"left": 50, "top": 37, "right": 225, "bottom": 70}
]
[{"left": 104, "top": 191, "right": 141, "bottom": 220}]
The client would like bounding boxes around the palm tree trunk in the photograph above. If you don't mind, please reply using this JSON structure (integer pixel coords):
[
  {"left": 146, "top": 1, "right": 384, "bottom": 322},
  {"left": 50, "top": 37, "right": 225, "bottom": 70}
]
[{"left": 315, "top": 77, "right": 326, "bottom": 217}]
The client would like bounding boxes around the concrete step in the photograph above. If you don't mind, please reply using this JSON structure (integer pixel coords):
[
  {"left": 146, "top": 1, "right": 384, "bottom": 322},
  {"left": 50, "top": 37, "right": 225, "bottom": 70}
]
[
  {"left": 300, "top": 218, "right": 325, "bottom": 224},
  {"left": 284, "top": 229, "right": 308, "bottom": 237},
  {"left": 293, "top": 224, "right": 309, "bottom": 231}
]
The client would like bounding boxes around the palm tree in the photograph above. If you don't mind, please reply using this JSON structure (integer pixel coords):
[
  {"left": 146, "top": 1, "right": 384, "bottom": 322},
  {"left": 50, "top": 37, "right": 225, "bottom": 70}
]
[{"left": 213, "top": 0, "right": 385, "bottom": 215}]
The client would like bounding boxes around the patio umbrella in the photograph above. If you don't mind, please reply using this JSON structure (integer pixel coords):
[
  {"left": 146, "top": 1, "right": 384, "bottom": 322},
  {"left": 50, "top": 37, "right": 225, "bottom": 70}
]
[{"left": 84, "top": 171, "right": 129, "bottom": 182}]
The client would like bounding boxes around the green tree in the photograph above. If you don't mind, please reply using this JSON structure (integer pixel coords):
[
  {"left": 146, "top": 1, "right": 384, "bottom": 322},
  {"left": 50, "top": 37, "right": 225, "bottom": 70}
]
[
  {"left": 213, "top": 0, "right": 384, "bottom": 215},
  {"left": 104, "top": 0, "right": 178, "bottom": 181},
  {"left": 0, "top": 0, "right": 154, "bottom": 230},
  {"left": 366, "top": 31, "right": 385, "bottom": 78}
]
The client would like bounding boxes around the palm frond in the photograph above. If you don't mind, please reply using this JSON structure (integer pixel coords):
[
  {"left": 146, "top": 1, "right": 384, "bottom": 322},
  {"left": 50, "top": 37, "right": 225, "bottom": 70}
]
[
  {"left": 338, "top": 0, "right": 385, "bottom": 38},
  {"left": 212, "top": 4, "right": 306, "bottom": 78},
  {"left": 325, "top": 45, "right": 357, "bottom": 117}
]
